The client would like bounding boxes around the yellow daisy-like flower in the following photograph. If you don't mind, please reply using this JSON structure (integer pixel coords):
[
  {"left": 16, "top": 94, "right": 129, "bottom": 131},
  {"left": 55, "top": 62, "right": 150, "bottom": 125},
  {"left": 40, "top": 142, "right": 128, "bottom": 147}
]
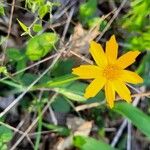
[{"left": 72, "top": 35, "right": 143, "bottom": 108}]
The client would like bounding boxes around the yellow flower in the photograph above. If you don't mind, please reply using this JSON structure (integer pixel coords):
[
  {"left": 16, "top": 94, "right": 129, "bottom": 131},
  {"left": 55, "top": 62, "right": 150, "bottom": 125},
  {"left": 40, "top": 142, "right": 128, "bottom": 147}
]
[{"left": 72, "top": 35, "right": 143, "bottom": 108}]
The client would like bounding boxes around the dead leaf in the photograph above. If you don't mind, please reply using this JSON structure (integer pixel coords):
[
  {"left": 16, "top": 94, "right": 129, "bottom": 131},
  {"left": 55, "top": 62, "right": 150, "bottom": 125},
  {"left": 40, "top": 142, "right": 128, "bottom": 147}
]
[
  {"left": 71, "top": 23, "right": 100, "bottom": 54},
  {"left": 56, "top": 116, "right": 92, "bottom": 150}
]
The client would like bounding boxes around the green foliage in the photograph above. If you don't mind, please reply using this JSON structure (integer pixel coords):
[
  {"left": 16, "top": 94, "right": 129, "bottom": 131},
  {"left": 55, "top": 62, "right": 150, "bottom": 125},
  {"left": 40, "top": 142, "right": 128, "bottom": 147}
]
[
  {"left": 0, "top": 125, "right": 13, "bottom": 150},
  {"left": 54, "top": 81, "right": 87, "bottom": 102},
  {"left": 51, "top": 95, "right": 71, "bottom": 113},
  {"left": 38, "top": 5, "right": 49, "bottom": 19},
  {"left": 43, "top": 74, "right": 78, "bottom": 88},
  {"left": 113, "top": 102, "right": 150, "bottom": 138},
  {"left": 136, "top": 53, "right": 150, "bottom": 87},
  {"left": 26, "top": 32, "right": 58, "bottom": 61},
  {"left": 25, "top": 0, "right": 60, "bottom": 18},
  {"left": 33, "top": 24, "right": 43, "bottom": 32},
  {"left": 121, "top": 0, "right": 150, "bottom": 50},
  {"left": 17, "top": 19, "right": 32, "bottom": 37},
  {"left": 0, "top": 3, "right": 5, "bottom": 16},
  {"left": 21, "top": 73, "right": 38, "bottom": 86},
  {"left": 6, "top": 48, "right": 27, "bottom": 79},
  {"left": 73, "top": 136, "right": 116, "bottom": 150},
  {"left": 6, "top": 48, "right": 24, "bottom": 61},
  {"left": 17, "top": 19, "right": 28, "bottom": 33},
  {"left": 0, "top": 67, "right": 8, "bottom": 76},
  {"left": 43, "top": 122, "right": 70, "bottom": 136},
  {"left": 127, "top": 31, "right": 150, "bottom": 50},
  {"left": 79, "top": 0, "right": 107, "bottom": 30},
  {"left": 51, "top": 59, "right": 74, "bottom": 77},
  {"left": 36, "top": 74, "right": 104, "bottom": 102},
  {"left": 79, "top": 0, "right": 97, "bottom": 22},
  {"left": 122, "top": 0, "right": 150, "bottom": 30}
]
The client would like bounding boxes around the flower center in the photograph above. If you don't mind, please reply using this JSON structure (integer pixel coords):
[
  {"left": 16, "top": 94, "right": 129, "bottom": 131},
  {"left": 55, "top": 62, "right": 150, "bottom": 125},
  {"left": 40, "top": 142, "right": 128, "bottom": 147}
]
[{"left": 103, "top": 65, "right": 120, "bottom": 80}]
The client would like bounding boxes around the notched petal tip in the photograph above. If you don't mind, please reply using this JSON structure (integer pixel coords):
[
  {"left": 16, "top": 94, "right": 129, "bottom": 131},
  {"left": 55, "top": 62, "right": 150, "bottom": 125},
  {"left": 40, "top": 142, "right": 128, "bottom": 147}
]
[
  {"left": 90, "top": 40, "right": 97, "bottom": 47},
  {"left": 138, "top": 77, "right": 144, "bottom": 83},
  {"left": 110, "top": 34, "right": 116, "bottom": 40},
  {"left": 90, "top": 40, "right": 96, "bottom": 44},
  {"left": 107, "top": 102, "right": 114, "bottom": 109},
  {"left": 84, "top": 92, "right": 91, "bottom": 99},
  {"left": 72, "top": 67, "right": 78, "bottom": 74},
  {"left": 133, "top": 50, "right": 141, "bottom": 56},
  {"left": 125, "top": 95, "right": 132, "bottom": 103}
]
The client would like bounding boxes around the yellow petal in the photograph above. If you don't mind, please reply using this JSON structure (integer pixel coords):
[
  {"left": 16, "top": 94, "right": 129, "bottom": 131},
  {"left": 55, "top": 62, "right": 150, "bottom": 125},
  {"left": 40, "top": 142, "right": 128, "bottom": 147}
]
[
  {"left": 106, "top": 35, "right": 118, "bottom": 63},
  {"left": 121, "top": 70, "right": 143, "bottom": 84},
  {"left": 84, "top": 77, "right": 106, "bottom": 99},
  {"left": 72, "top": 65, "right": 102, "bottom": 79},
  {"left": 112, "top": 80, "right": 131, "bottom": 103},
  {"left": 90, "top": 41, "right": 107, "bottom": 67},
  {"left": 115, "top": 51, "right": 140, "bottom": 69},
  {"left": 105, "top": 81, "right": 115, "bottom": 108}
]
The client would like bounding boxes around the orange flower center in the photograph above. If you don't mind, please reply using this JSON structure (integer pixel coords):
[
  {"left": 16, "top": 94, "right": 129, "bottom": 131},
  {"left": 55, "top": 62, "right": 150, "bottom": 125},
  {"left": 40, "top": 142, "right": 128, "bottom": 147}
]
[{"left": 103, "top": 65, "right": 121, "bottom": 80}]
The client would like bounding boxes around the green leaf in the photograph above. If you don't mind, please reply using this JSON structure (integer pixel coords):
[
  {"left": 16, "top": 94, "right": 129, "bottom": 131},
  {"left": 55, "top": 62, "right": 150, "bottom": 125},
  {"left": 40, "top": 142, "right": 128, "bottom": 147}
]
[
  {"left": 0, "top": 66, "right": 8, "bottom": 75},
  {"left": 44, "top": 74, "right": 78, "bottom": 88},
  {"left": 79, "top": 0, "right": 97, "bottom": 19},
  {"left": 73, "top": 136, "right": 116, "bottom": 150},
  {"left": 52, "top": 81, "right": 87, "bottom": 102},
  {"left": 51, "top": 95, "right": 70, "bottom": 113},
  {"left": 0, "top": 125, "right": 13, "bottom": 142},
  {"left": 42, "top": 122, "right": 70, "bottom": 136},
  {"left": 36, "top": 74, "right": 104, "bottom": 102},
  {"left": 87, "top": 17, "right": 107, "bottom": 31},
  {"left": 113, "top": 102, "right": 150, "bottom": 138},
  {"left": 21, "top": 73, "right": 38, "bottom": 86},
  {"left": 38, "top": 5, "right": 48, "bottom": 19},
  {"left": 33, "top": 24, "right": 43, "bottom": 32},
  {"left": 6, "top": 48, "right": 23, "bottom": 61},
  {"left": 51, "top": 59, "right": 74, "bottom": 77},
  {"left": 79, "top": 0, "right": 97, "bottom": 25},
  {"left": 16, "top": 56, "right": 27, "bottom": 79},
  {"left": 0, "top": 4, "right": 5, "bottom": 16},
  {"left": 26, "top": 32, "right": 58, "bottom": 61},
  {"left": 17, "top": 19, "right": 28, "bottom": 32},
  {"left": 0, "top": 143, "right": 7, "bottom": 150}
]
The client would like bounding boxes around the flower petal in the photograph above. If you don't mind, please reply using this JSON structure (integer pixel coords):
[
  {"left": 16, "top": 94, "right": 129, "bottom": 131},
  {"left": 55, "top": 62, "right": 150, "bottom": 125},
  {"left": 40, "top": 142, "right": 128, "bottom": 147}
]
[
  {"left": 121, "top": 70, "right": 143, "bottom": 84},
  {"left": 106, "top": 35, "right": 118, "bottom": 63},
  {"left": 84, "top": 77, "right": 106, "bottom": 99},
  {"left": 105, "top": 81, "right": 115, "bottom": 108},
  {"left": 115, "top": 51, "right": 140, "bottom": 69},
  {"left": 112, "top": 80, "right": 131, "bottom": 103},
  {"left": 90, "top": 41, "right": 107, "bottom": 67},
  {"left": 72, "top": 65, "right": 102, "bottom": 79}
]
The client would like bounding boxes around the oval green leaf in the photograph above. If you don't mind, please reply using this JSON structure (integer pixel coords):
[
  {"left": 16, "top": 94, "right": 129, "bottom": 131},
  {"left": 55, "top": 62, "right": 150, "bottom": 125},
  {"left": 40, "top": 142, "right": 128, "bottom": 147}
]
[
  {"left": 73, "top": 136, "right": 116, "bottom": 150},
  {"left": 113, "top": 102, "right": 150, "bottom": 138},
  {"left": 26, "top": 32, "right": 58, "bottom": 61}
]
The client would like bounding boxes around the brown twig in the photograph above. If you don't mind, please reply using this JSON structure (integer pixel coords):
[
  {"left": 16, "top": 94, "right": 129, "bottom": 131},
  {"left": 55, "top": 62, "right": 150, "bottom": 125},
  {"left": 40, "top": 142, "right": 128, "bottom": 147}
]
[{"left": 2, "top": 0, "right": 15, "bottom": 64}]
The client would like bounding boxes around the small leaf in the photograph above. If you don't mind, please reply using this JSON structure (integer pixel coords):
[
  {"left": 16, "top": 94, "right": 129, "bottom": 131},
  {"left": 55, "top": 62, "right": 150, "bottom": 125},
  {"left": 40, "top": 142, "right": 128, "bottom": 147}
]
[
  {"left": 51, "top": 59, "right": 74, "bottom": 77},
  {"left": 0, "top": 4, "right": 5, "bottom": 16},
  {"left": 79, "top": 0, "right": 97, "bottom": 25},
  {"left": 21, "top": 73, "right": 38, "bottom": 86},
  {"left": 6, "top": 48, "right": 23, "bottom": 61},
  {"left": 33, "top": 24, "right": 43, "bottom": 32},
  {"left": 44, "top": 74, "right": 78, "bottom": 88},
  {"left": 38, "top": 5, "right": 48, "bottom": 19},
  {"left": 113, "top": 102, "right": 150, "bottom": 138},
  {"left": 17, "top": 19, "right": 28, "bottom": 32},
  {"left": 43, "top": 123, "right": 70, "bottom": 136},
  {"left": 51, "top": 95, "right": 70, "bottom": 113},
  {"left": 26, "top": 32, "right": 58, "bottom": 61},
  {"left": 73, "top": 136, "right": 116, "bottom": 150},
  {"left": 0, "top": 125, "right": 13, "bottom": 142},
  {"left": 0, "top": 66, "right": 8, "bottom": 75},
  {"left": 55, "top": 87, "right": 86, "bottom": 102}
]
